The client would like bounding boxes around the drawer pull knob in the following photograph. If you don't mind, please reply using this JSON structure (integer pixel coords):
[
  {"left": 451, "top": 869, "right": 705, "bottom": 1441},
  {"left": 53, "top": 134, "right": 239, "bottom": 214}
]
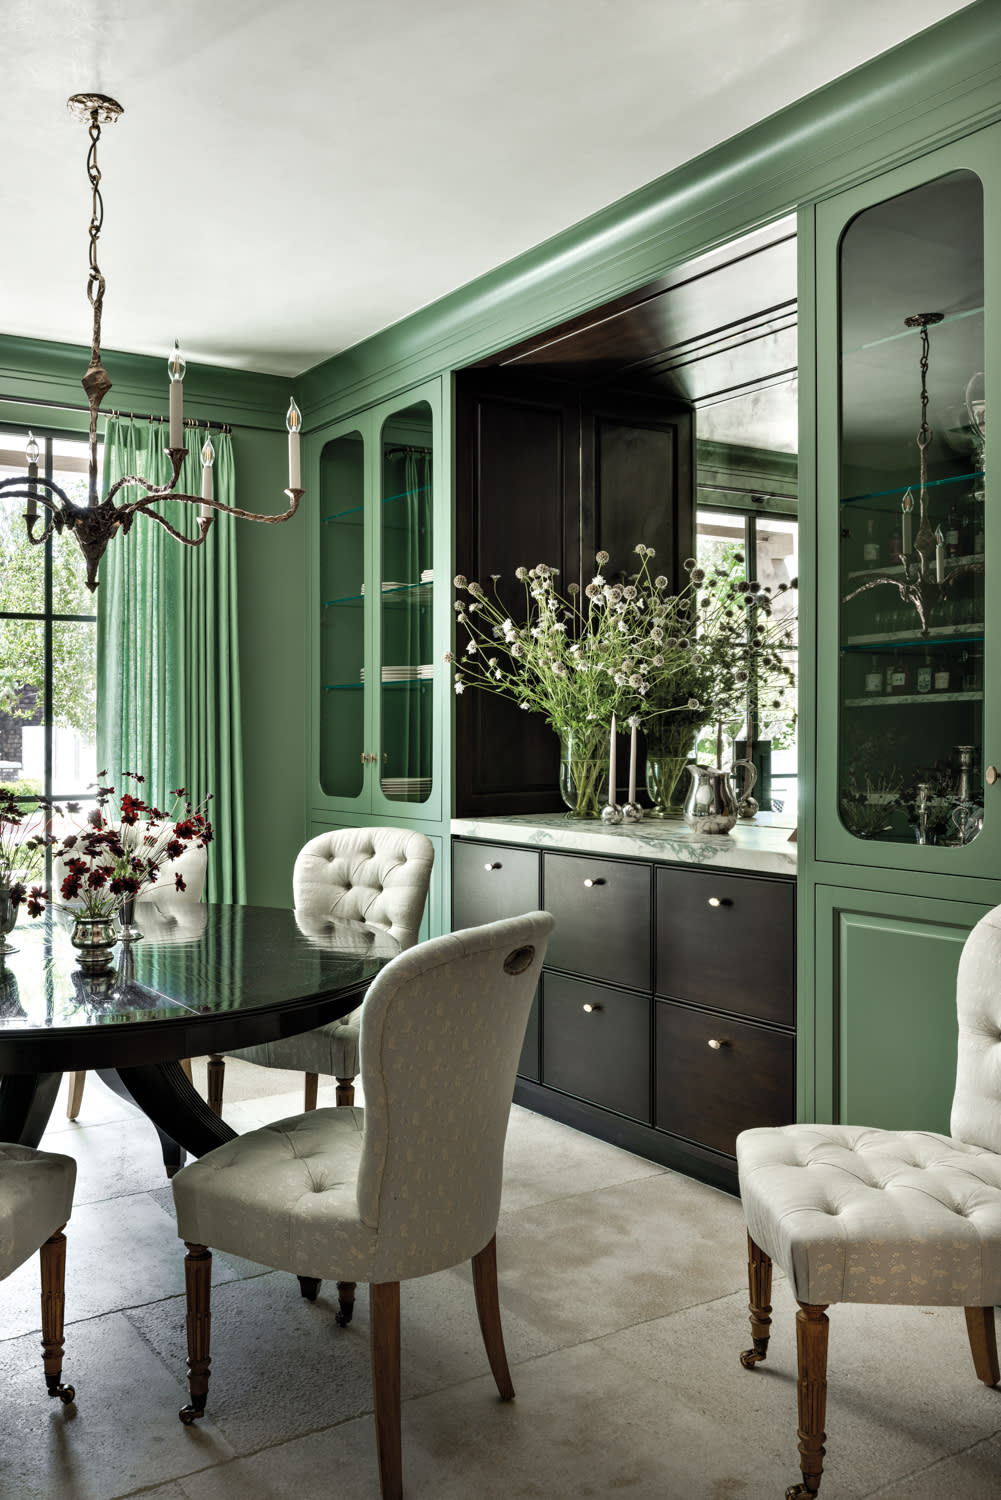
[
  {"left": 582, "top": 1002, "right": 602, "bottom": 1014},
  {"left": 987, "top": 765, "right": 999, "bottom": 786},
  {"left": 707, "top": 897, "right": 722, "bottom": 908},
  {"left": 583, "top": 877, "right": 606, "bottom": 888},
  {"left": 484, "top": 862, "right": 501, "bottom": 871},
  {"left": 707, "top": 1038, "right": 728, "bottom": 1050}
]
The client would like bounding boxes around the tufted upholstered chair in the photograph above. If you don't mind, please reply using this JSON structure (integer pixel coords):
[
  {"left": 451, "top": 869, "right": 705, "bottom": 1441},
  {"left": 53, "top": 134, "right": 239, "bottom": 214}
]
[
  {"left": 212, "top": 826, "right": 434, "bottom": 1115},
  {"left": 1, "top": 1143, "right": 77, "bottom": 1404},
  {"left": 171, "top": 910, "right": 553, "bottom": 1500},
  {"left": 65, "top": 841, "right": 208, "bottom": 1121},
  {"left": 736, "top": 903, "right": 1001, "bottom": 1498}
]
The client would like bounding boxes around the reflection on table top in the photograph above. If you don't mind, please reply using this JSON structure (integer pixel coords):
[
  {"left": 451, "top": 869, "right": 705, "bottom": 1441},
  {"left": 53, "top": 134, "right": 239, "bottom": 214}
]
[{"left": 0, "top": 902, "right": 398, "bottom": 1038}]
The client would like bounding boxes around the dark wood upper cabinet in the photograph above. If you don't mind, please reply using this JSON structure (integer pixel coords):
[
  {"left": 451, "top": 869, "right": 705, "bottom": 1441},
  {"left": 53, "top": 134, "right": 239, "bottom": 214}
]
[{"left": 454, "top": 369, "right": 694, "bottom": 816}]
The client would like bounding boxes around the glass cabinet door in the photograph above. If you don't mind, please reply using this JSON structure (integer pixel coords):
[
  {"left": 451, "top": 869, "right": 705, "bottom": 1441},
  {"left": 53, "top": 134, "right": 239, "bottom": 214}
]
[
  {"left": 377, "top": 400, "right": 434, "bottom": 806},
  {"left": 319, "top": 430, "right": 366, "bottom": 799},
  {"left": 837, "top": 168, "right": 985, "bottom": 849}
]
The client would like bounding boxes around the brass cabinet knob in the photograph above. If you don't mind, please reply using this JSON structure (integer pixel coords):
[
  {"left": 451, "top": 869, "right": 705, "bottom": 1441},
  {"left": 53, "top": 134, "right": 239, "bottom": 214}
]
[
  {"left": 707, "top": 1038, "right": 728, "bottom": 1050},
  {"left": 484, "top": 861, "right": 501, "bottom": 871},
  {"left": 582, "top": 1002, "right": 602, "bottom": 1013},
  {"left": 987, "top": 765, "right": 999, "bottom": 786},
  {"left": 583, "top": 877, "right": 606, "bottom": 888},
  {"left": 708, "top": 896, "right": 721, "bottom": 907}
]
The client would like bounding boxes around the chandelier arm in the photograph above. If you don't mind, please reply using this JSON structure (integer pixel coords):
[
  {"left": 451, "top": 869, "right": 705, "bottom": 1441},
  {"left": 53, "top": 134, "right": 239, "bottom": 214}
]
[
  {"left": 103, "top": 451, "right": 187, "bottom": 508},
  {"left": 131, "top": 507, "right": 213, "bottom": 547},
  {"left": 121, "top": 487, "right": 304, "bottom": 525},
  {"left": 0, "top": 475, "right": 73, "bottom": 516}
]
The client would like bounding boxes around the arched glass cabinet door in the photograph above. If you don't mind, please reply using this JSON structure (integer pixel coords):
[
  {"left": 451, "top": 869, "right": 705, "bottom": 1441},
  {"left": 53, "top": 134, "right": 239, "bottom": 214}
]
[
  {"left": 837, "top": 169, "right": 985, "bottom": 849},
  {"left": 377, "top": 400, "right": 434, "bottom": 805},
  {"left": 318, "top": 429, "right": 366, "bottom": 800}
]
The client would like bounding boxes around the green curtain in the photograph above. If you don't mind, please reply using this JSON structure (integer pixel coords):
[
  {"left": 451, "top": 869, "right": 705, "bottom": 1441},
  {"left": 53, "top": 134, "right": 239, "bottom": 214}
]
[{"left": 96, "top": 418, "right": 246, "bottom": 903}]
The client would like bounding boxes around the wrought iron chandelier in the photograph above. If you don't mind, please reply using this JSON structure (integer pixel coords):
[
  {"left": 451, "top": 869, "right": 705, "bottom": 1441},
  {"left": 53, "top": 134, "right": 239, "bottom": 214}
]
[
  {"left": 842, "top": 311, "right": 982, "bottom": 636},
  {"left": 0, "top": 93, "right": 302, "bottom": 592}
]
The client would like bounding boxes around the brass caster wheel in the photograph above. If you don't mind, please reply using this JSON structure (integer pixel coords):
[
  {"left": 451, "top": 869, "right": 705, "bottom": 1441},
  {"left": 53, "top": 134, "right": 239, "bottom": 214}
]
[
  {"left": 179, "top": 1399, "right": 206, "bottom": 1426},
  {"left": 785, "top": 1483, "right": 819, "bottom": 1498},
  {"left": 46, "top": 1376, "right": 75, "bottom": 1403},
  {"left": 335, "top": 1304, "right": 354, "bottom": 1328},
  {"left": 740, "top": 1344, "right": 768, "bottom": 1369}
]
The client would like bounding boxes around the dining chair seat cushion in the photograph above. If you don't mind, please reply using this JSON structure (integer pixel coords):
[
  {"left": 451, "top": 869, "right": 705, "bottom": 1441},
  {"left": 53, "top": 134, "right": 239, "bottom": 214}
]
[
  {"left": 232, "top": 1011, "right": 362, "bottom": 1077},
  {"left": 0, "top": 1143, "right": 76, "bottom": 1279},
  {"left": 738, "top": 1122, "right": 1001, "bottom": 1308}
]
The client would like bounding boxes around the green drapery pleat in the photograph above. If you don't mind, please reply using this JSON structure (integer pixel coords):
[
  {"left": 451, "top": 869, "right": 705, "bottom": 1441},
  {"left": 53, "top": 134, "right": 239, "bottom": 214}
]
[{"left": 96, "top": 419, "right": 246, "bottom": 903}]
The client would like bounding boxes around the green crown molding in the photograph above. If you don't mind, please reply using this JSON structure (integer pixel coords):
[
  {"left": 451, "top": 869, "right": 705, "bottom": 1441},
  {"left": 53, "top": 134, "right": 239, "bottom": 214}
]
[
  {"left": 300, "top": 2, "right": 1001, "bottom": 427},
  {"left": 0, "top": 333, "right": 293, "bottom": 432}
]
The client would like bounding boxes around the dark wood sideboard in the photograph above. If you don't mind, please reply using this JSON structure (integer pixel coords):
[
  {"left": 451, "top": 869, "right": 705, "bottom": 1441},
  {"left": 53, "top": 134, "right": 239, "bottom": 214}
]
[{"left": 452, "top": 834, "right": 796, "bottom": 1194}]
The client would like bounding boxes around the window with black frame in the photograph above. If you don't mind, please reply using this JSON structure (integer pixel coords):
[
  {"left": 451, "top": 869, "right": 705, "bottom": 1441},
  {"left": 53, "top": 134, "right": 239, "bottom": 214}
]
[
  {"left": 695, "top": 505, "right": 799, "bottom": 815},
  {"left": 0, "top": 427, "right": 100, "bottom": 820}
]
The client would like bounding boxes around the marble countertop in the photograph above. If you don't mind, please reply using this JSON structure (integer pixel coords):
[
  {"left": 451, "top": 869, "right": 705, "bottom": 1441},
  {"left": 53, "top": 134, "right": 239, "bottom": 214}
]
[{"left": 451, "top": 812, "right": 798, "bottom": 875}]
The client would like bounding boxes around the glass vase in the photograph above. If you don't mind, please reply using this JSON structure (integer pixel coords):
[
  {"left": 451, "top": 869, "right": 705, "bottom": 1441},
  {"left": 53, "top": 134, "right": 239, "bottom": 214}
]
[
  {"left": 644, "top": 725, "right": 699, "bottom": 818},
  {"left": 558, "top": 726, "right": 608, "bottom": 819}
]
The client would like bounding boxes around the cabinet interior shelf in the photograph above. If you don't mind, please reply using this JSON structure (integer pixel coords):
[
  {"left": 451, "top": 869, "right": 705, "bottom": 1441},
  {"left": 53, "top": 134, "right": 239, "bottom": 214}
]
[
  {"left": 843, "top": 625, "right": 984, "bottom": 649},
  {"left": 324, "top": 679, "right": 433, "bottom": 693},
  {"left": 840, "top": 470, "right": 983, "bottom": 507},
  {"left": 324, "top": 484, "right": 431, "bottom": 524},
  {"left": 845, "top": 552, "right": 984, "bottom": 581},
  {"left": 323, "top": 581, "right": 433, "bottom": 608},
  {"left": 843, "top": 690, "right": 982, "bottom": 708}
]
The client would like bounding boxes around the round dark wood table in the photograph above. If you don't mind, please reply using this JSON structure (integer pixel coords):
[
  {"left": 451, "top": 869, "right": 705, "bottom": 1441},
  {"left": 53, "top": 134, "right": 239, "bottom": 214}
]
[{"left": 0, "top": 900, "right": 395, "bottom": 1173}]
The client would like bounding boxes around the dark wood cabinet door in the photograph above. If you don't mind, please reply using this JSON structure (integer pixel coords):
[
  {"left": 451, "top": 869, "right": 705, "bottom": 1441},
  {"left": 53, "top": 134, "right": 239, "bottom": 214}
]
[
  {"left": 543, "top": 851, "right": 652, "bottom": 991},
  {"left": 655, "top": 868, "right": 795, "bottom": 1025},
  {"left": 451, "top": 841, "right": 542, "bottom": 930},
  {"left": 581, "top": 387, "right": 693, "bottom": 591},
  {"left": 655, "top": 1000, "right": 794, "bottom": 1157},
  {"left": 542, "top": 972, "right": 651, "bottom": 1122}
]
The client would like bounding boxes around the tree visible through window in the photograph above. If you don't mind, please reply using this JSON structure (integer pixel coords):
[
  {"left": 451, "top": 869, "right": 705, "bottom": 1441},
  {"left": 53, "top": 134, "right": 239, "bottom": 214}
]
[{"left": 0, "top": 428, "right": 99, "bottom": 806}]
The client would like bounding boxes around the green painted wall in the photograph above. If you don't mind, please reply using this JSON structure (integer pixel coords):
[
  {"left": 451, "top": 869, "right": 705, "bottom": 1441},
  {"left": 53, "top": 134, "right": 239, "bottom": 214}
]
[{"left": 0, "top": 333, "right": 304, "bottom": 907}]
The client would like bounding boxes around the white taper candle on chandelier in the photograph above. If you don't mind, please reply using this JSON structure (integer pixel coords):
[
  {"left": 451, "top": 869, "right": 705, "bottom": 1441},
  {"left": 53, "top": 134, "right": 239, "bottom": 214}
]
[
  {"left": 608, "top": 713, "right": 617, "bottom": 802},
  {"left": 200, "top": 437, "right": 215, "bottom": 518},
  {"left": 935, "top": 526, "right": 945, "bottom": 582},
  {"left": 901, "top": 490, "right": 913, "bottom": 558},
  {"left": 287, "top": 398, "right": 302, "bottom": 491},
  {"left": 25, "top": 431, "right": 39, "bottom": 519},
  {"left": 168, "top": 340, "right": 185, "bottom": 448},
  {"left": 628, "top": 721, "right": 637, "bottom": 804}
]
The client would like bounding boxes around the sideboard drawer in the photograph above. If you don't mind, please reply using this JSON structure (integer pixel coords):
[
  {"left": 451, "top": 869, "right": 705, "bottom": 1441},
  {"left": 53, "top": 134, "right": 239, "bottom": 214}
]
[
  {"left": 542, "top": 973, "right": 651, "bottom": 1122},
  {"left": 452, "top": 841, "right": 542, "bottom": 930},
  {"left": 655, "top": 1000, "right": 794, "bottom": 1157},
  {"left": 543, "top": 852, "right": 651, "bottom": 990},
  {"left": 655, "top": 867, "right": 794, "bottom": 1025}
]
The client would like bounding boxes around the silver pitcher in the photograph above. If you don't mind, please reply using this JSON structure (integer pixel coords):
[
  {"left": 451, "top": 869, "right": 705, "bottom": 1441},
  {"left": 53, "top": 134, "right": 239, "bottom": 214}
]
[{"left": 684, "top": 762, "right": 742, "bottom": 835}]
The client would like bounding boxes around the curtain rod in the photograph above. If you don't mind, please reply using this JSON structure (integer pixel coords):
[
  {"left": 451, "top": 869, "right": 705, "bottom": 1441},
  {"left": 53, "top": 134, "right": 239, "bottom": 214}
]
[{"left": 0, "top": 392, "right": 232, "bottom": 434}]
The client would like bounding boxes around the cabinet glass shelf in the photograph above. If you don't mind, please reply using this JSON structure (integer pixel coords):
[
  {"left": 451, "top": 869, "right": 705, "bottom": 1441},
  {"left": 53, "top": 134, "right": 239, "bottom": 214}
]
[
  {"left": 843, "top": 691, "right": 981, "bottom": 708},
  {"left": 840, "top": 471, "right": 983, "bottom": 507},
  {"left": 324, "top": 484, "right": 431, "bottom": 525},
  {"left": 845, "top": 553, "right": 984, "bottom": 582},
  {"left": 323, "top": 581, "right": 434, "bottom": 609},
  {"left": 843, "top": 627, "right": 984, "bottom": 650}
]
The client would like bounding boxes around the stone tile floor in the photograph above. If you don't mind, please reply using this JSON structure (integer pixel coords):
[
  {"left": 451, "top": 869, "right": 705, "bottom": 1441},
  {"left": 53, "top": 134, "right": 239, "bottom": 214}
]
[{"left": 2, "top": 1062, "right": 1000, "bottom": 1498}]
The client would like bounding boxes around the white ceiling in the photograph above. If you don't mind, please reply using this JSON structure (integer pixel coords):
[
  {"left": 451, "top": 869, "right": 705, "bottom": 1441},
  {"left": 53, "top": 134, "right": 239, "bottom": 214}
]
[{"left": 2, "top": 0, "right": 973, "bottom": 379}]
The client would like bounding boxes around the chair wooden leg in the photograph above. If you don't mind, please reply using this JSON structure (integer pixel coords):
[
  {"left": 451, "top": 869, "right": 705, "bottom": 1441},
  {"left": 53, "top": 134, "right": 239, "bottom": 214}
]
[
  {"left": 472, "top": 1234, "right": 515, "bottom": 1401},
  {"left": 303, "top": 1071, "right": 319, "bottom": 1112},
  {"left": 40, "top": 1227, "right": 74, "bottom": 1404},
  {"left": 206, "top": 1055, "right": 225, "bottom": 1115},
  {"left": 66, "top": 1070, "right": 86, "bottom": 1120},
  {"left": 180, "top": 1057, "right": 193, "bottom": 1084},
  {"left": 370, "top": 1281, "right": 402, "bottom": 1500},
  {"left": 740, "top": 1232, "right": 773, "bottom": 1369},
  {"left": 964, "top": 1306, "right": 1000, "bottom": 1386},
  {"left": 335, "top": 1076, "right": 356, "bottom": 1107},
  {"left": 179, "top": 1243, "right": 212, "bottom": 1425},
  {"left": 786, "top": 1302, "right": 829, "bottom": 1499}
]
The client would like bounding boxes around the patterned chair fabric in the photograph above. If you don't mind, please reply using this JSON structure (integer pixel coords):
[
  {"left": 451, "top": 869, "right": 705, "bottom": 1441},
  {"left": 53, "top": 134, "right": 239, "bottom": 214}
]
[
  {"left": 174, "top": 910, "right": 552, "bottom": 1280},
  {"left": 736, "top": 903, "right": 1001, "bottom": 1497},
  {"left": 0, "top": 1143, "right": 76, "bottom": 1280},
  {"left": 171, "top": 913, "right": 552, "bottom": 1497},
  {"left": 227, "top": 827, "right": 434, "bottom": 1078}
]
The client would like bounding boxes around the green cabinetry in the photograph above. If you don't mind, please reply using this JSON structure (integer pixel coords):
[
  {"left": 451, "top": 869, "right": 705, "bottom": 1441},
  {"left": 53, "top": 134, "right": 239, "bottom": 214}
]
[{"left": 311, "top": 380, "right": 445, "bottom": 823}]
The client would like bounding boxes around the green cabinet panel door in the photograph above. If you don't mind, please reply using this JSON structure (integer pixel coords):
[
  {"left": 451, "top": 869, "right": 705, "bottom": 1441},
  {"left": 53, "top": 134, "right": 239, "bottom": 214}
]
[{"left": 813, "top": 885, "right": 991, "bottom": 1133}]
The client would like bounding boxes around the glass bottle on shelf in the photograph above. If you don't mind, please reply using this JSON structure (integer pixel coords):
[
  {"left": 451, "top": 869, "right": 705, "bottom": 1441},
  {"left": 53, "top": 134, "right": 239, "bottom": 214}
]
[
  {"left": 885, "top": 656, "right": 909, "bottom": 696},
  {"left": 915, "top": 654, "right": 933, "bottom": 694},
  {"left": 932, "top": 655, "right": 953, "bottom": 692},
  {"left": 862, "top": 517, "right": 880, "bottom": 568},
  {"left": 864, "top": 655, "right": 883, "bottom": 695},
  {"left": 944, "top": 501, "right": 961, "bottom": 558}
]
